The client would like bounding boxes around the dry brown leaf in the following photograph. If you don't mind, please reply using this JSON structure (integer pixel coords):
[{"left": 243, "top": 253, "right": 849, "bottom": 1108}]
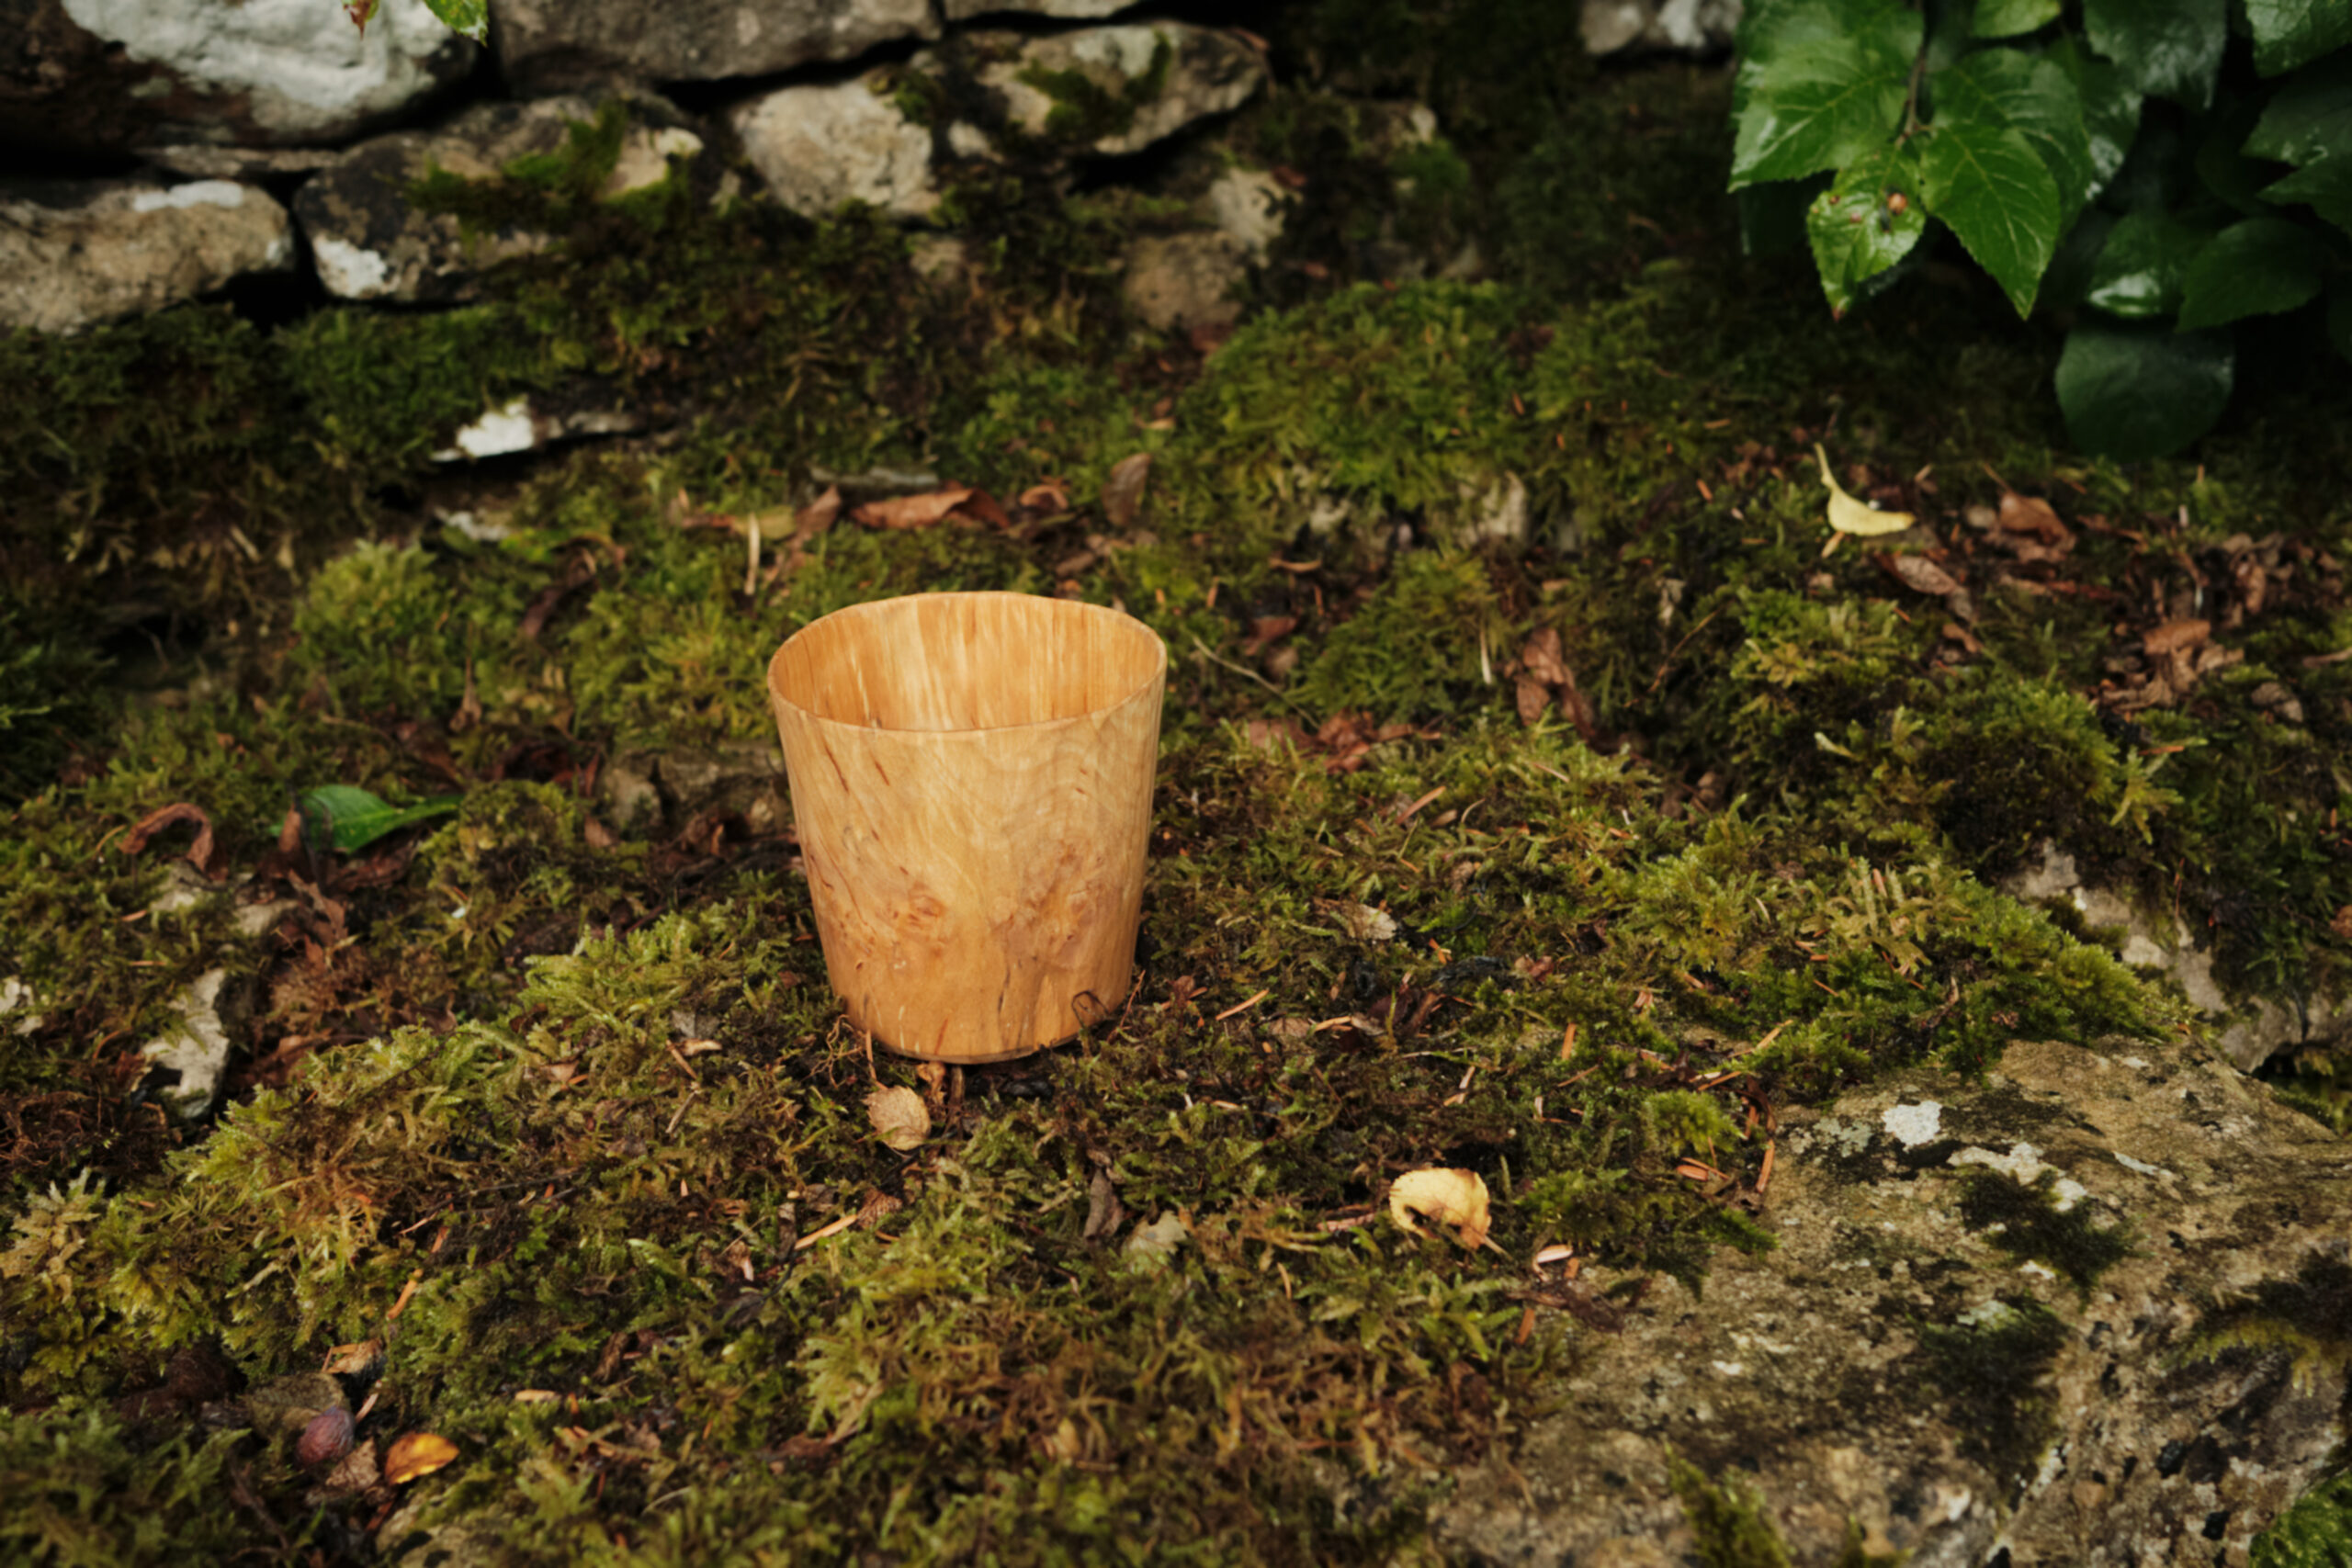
[
  {"left": 1996, "top": 491, "right": 2070, "bottom": 546},
  {"left": 2332, "top": 906, "right": 2352, "bottom": 942},
  {"left": 2143, "top": 618, "right": 2211, "bottom": 656},
  {"left": 1102, "top": 452, "right": 1153, "bottom": 529},
  {"left": 852, "top": 487, "right": 973, "bottom": 530},
  {"left": 952, "top": 489, "right": 1012, "bottom": 528},
  {"left": 792, "top": 485, "right": 842, "bottom": 544},
  {"left": 1017, "top": 480, "right": 1071, "bottom": 513},
  {"left": 1335, "top": 902, "right": 1397, "bottom": 942},
  {"left": 120, "top": 802, "right": 219, "bottom": 877},
  {"left": 1514, "top": 673, "right": 1552, "bottom": 727},
  {"left": 383, "top": 1431, "right": 458, "bottom": 1484},
  {"left": 865, "top": 1086, "right": 931, "bottom": 1151},
  {"left": 1520, "top": 627, "right": 1571, "bottom": 687},
  {"left": 1388, "top": 1168, "right": 1492, "bottom": 1249},
  {"left": 319, "top": 1338, "right": 383, "bottom": 1378},
  {"left": 1877, "top": 553, "right": 1963, "bottom": 598}
]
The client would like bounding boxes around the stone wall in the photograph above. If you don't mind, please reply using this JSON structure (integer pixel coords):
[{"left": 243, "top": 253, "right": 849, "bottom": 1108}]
[{"left": 1, "top": 0, "right": 1735, "bottom": 339}]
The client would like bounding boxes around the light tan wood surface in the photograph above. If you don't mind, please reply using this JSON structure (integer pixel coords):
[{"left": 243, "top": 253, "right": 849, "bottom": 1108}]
[{"left": 768, "top": 592, "right": 1166, "bottom": 1063}]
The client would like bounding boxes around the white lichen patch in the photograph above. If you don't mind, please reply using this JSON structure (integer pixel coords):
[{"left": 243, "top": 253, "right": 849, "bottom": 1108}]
[
  {"left": 139, "top": 968, "right": 233, "bottom": 1121},
  {"left": 2112, "top": 1151, "right": 2171, "bottom": 1178},
  {"left": 130, "top": 180, "right": 246, "bottom": 212},
  {"left": 310, "top": 234, "right": 393, "bottom": 299},
  {"left": 1880, "top": 1100, "right": 1943, "bottom": 1147},
  {"left": 434, "top": 398, "right": 538, "bottom": 461},
  {"left": 1951, "top": 1141, "right": 2044, "bottom": 1183}
]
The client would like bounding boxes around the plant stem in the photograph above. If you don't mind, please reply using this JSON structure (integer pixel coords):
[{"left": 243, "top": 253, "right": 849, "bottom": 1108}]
[{"left": 1899, "top": 41, "right": 1930, "bottom": 141}]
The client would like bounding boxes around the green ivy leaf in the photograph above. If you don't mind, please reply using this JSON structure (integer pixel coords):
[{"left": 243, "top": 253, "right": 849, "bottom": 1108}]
[
  {"left": 1933, "top": 48, "right": 2100, "bottom": 221},
  {"left": 2176, "top": 215, "right": 2328, "bottom": 327},
  {"left": 2244, "top": 0, "right": 2352, "bottom": 77},
  {"left": 2055, "top": 321, "right": 2233, "bottom": 459},
  {"left": 1918, "top": 118, "right": 2062, "bottom": 316},
  {"left": 2085, "top": 0, "right": 2226, "bottom": 111},
  {"left": 2083, "top": 211, "right": 2211, "bottom": 317},
  {"left": 2243, "top": 52, "right": 2352, "bottom": 165},
  {"left": 2260, "top": 154, "right": 2352, "bottom": 238},
  {"left": 1806, "top": 144, "right": 1928, "bottom": 313},
  {"left": 1973, "top": 0, "right": 2060, "bottom": 39},
  {"left": 298, "top": 784, "right": 464, "bottom": 854},
  {"left": 423, "top": 0, "right": 488, "bottom": 43},
  {"left": 2046, "top": 38, "right": 2143, "bottom": 188},
  {"left": 1731, "top": 0, "right": 1921, "bottom": 187}
]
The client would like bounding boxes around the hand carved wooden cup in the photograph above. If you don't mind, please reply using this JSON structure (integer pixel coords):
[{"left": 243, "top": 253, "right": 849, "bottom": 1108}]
[{"left": 767, "top": 592, "right": 1166, "bottom": 1064}]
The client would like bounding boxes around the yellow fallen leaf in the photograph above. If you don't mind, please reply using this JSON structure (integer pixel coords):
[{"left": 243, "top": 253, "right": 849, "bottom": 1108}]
[
  {"left": 383, "top": 1431, "right": 458, "bottom": 1484},
  {"left": 1815, "top": 444, "right": 1915, "bottom": 536},
  {"left": 1387, "top": 1168, "right": 1492, "bottom": 1249},
  {"left": 865, "top": 1086, "right": 931, "bottom": 1151}
]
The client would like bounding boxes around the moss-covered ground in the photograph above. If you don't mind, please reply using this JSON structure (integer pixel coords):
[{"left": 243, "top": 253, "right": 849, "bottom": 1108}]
[{"left": 5, "top": 3, "right": 2351, "bottom": 1560}]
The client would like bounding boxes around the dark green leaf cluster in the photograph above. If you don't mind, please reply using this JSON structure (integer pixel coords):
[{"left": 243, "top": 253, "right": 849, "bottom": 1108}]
[{"left": 1732, "top": 0, "right": 2352, "bottom": 457}]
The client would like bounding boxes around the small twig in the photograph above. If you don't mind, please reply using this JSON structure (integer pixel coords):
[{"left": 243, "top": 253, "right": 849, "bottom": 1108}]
[
  {"left": 1188, "top": 634, "right": 1314, "bottom": 714},
  {"left": 1214, "top": 988, "right": 1271, "bottom": 1021}
]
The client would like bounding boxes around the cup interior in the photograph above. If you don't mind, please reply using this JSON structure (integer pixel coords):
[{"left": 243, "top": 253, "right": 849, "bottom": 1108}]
[{"left": 771, "top": 592, "right": 1165, "bottom": 734}]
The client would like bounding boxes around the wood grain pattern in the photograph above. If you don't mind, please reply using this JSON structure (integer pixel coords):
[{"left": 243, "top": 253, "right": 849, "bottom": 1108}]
[{"left": 768, "top": 592, "right": 1166, "bottom": 1064}]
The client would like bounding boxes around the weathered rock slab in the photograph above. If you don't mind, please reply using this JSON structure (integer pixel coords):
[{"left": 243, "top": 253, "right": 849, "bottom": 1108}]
[
  {"left": 1437, "top": 1032, "right": 2352, "bottom": 1565},
  {"left": 294, "top": 95, "right": 707, "bottom": 302},
  {"left": 0, "top": 178, "right": 294, "bottom": 333},
  {"left": 940, "top": 0, "right": 1129, "bottom": 18},
  {"left": 2005, "top": 842, "right": 2346, "bottom": 1073},
  {"left": 1579, "top": 0, "right": 1742, "bottom": 58},
  {"left": 974, "top": 23, "right": 1264, "bottom": 158},
  {"left": 728, "top": 77, "right": 946, "bottom": 222},
  {"left": 729, "top": 22, "right": 1262, "bottom": 222},
  {"left": 493, "top": 0, "right": 934, "bottom": 94},
  {"left": 1121, "top": 230, "right": 1246, "bottom": 333},
  {"left": 1, "top": 0, "right": 475, "bottom": 153}
]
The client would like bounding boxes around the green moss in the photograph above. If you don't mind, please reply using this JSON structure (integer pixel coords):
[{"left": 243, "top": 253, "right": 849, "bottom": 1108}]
[
  {"left": 0, "top": 1410, "right": 256, "bottom": 1565},
  {"left": 1291, "top": 550, "right": 1499, "bottom": 719},
  {"left": 1016, "top": 34, "right": 1173, "bottom": 145},
  {"left": 2252, "top": 1472, "right": 2352, "bottom": 1568},
  {"left": 1956, "top": 1168, "right": 2135, "bottom": 1295},
  {"left": 2177, "top": 1251, "right": 2352, "bottom": 1393},
  {"left": 1913, "top": 1298, "right": 2069, "bottom": 1486},
  {"left": 1670, "top": 1451, "right": 1793, "bottom": 1568}
]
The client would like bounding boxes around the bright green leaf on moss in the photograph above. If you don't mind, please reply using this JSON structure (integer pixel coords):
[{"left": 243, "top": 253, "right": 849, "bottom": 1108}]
[
  {"left": 1917, "top": 118, "right": 2062, "bottom": 316},
  {"left": 2084, "top": 210, "right": 2211, "bottom": 317},
  {"left": 2055, "top": 321, "right": 2233, "bottom": 459},
  {"left": 2085, "top": 0, "right": 2226, "bottom": 111},
  {"left": 300, "top": 784, "right": 462, "bottom": 853},
  {"left": 2244, "top": 0, "right": 2352, "bottom": 77},
  {"left": 2177, "top": 215, "right": 2327, "bottom": 328},
  {"left": 1805, "top": 143, "right": 1927, "bottom": 313}
]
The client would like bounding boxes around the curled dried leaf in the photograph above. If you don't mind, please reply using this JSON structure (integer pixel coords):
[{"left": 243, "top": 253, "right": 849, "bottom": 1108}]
[
  {"left": 1388, "top": 1168, "right": 1492, "bottom": 1249},
  {"left": 1876, "top": 552, "right": 1963, "bottom": 597},
  {"left": 383, "top": 1431, "right": 458, "bottom": 1484},
  {"left": 865, "top": 1086, "right": 931, "bottom": 1151},
  {"left": 851, "top": 487, "right": 972, "bottom": 530},
  {"left": 1815, "top": 445, "right": 1915, "bottom": 536},
  {"left": 2143, "top": 618, "right": 2211, "bottom": 657},
  {"left": 121, "top": 802, "right": 220, "bottom": 878}
]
